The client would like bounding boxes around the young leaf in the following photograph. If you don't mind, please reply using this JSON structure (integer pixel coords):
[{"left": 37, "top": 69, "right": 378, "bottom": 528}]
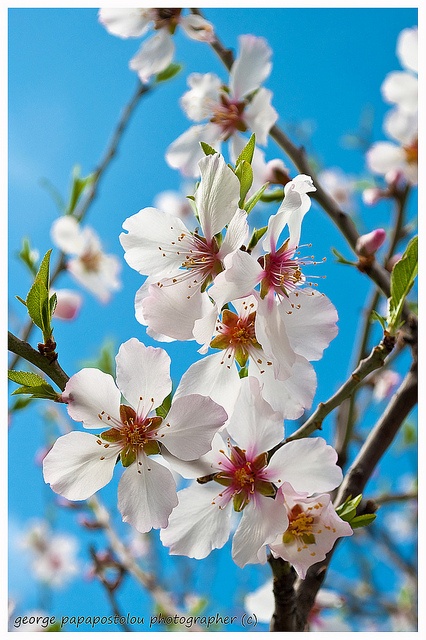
[
  {"left": 155, "top": 62, "right": 183, "bottom": 83},
  {"left": 18, "top": 237, "right": 38, "bottom": 276},
  {"left": 331, "top": 247, "right": 357, "bottom": 267},
  {"left": 12, "top": 383, "right": 61, "bottom": 401},
  {"left": 235, "top": 133, "right": 256, "bottom": 167},
  {"left": 247, "top": 226, "right": 268, "bottom": 252},
  {"left": 68, "top": 166, "right": 95, "bottom": 215},
  {"left": 35, "top": 249, "right": 53, "bottom": 291},
  {"left": 350, "top": 513, "right": 377, "bottom": 529},
  {"left": 260, "top": 187, "right": 284, "bottom": 203},
  {"left": 245, "top": 183, "right": 269, "bottom": 214},
  {"left": 235, "top": 159, "right": 253, "bottom": 207},
  {"left": 370, "top": 309, "right": 387, "bottom": 330},
  {"left": 26, "top": 280, "right": 49, "bottom": 333},
  {"left": 8, "top": 370, "right": 48, "bottom": 387},
  {"left": 388, "top": 236, "right": 418, "bottom": 332},
  {"left": 200, "top": 141, "right": 218, "bottom": 157}
]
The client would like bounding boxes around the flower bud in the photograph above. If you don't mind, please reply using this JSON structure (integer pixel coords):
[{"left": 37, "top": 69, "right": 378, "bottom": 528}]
[
  {"left": 362, "top": 187, "right": 382, "bottom": 206},
  {"left": 53, "top": 289, "right": 83, "bottom": 320},
  {"left": 356, "top": 228, "right": 386, "bottom": 257},
  {"left": 262, "top": 159, "right": 291, "bottom": 185}
]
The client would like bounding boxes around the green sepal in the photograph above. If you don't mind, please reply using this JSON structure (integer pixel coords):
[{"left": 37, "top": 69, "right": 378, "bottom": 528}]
[
  {"left": 301, "top": 532, "right": 316, "bottom": 545},
  {"left": 156, "top": 392, "right": 173, "bottom": 419},
  {"left": 252, "top": 452, "right": 268, "bottom": 471},
  {"left": 144, "top": 440, "right": 161, "bottom": 456},
  {"left": 247, "top": 226, "right": 268, "bottom": 252},
  {"left": 350, "top": 513, "right": 377, "bottom": 529},
  {"left": 331, "top": 247, "right": 358, "bottom": 266},
  {"left": 260, "top": 187, "right": 284, "bottom": 203},
  {"left": 120, "top": 448, "right": 136, "bottom": 467},
  {"left": 245, "top": 183, "right": 269, "bottom": 214},
  {"left": 282, "top": 530, "right": 294, "bottom": 544},
  {"left": 200, "top": 141, "right": 218, "bottom": 157},
  {"left": 233, "top": 491, "right": 249, "bottom": 512},
  {"left": 155, "top": 62, "right": 183, "bottom": 83},
  {"left": 234, "top": 347, "right": 248, "bottom": 368},
  {"left": 255, "top": 480, "right": 276, "bottom": 497},
  {"left": 214, "top": 474, "right": 233, "bottom": 487},
  {"left": 388, "top": 235, "right": 418, "bottom": 334},
  {"left": 235, "top": 159, "right": 253, "bottom": 208},
  {"left": 235, "top": 133, "right": 256, "bottom": 167},
  {"left": 370, "top": 309, "right": 387, "bottom": 330},
  {"left": 238, "top": 366, "right": 248, "bottom": 379},
  {"left": 336, "top": 494, "right": 363, "bottom": 522},
  {"left": 100, "top": 428, "right": 122, "bottom": 443}
]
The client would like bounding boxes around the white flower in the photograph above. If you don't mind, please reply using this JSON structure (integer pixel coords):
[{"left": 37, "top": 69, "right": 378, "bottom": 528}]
[
  {"left": 372, "top": 369, "right": 401, "bottom": 401},
  {"left": 166, "top": 35, "right": 278, "bottom": 177},
  {"left": 161, "top": 377, "right": 343, "bottom": 567},
  {"left": 317, "top": 168, "right": 355, "bottom": 210},
  {"left": 154, "top": 188, "right": 194, "bottom": 222},
  {"left": 51, "top": 216, "right": 121, "bottom": 303},
  {"left": 98, "top": 9, "right": 214, "bottom": 83},
  {"left": 120, "top": 154, "right": 248, "bottom": 341},
  {"left": 19, "top": 520, "right": 79, "bottom": 588},
  {"left": 43, "top": 338, "right": 227, "bottom": 533},
  {"left": 382, "top": 27, "right": 417, "bottom": 114}
]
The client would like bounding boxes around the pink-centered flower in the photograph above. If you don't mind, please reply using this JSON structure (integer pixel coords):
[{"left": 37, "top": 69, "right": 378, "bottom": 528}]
[
  {"left": 51, "top": 216, "right": 121, "bottom": 303},
  {"left": 98, "top": 9, "right": 214, "bottom": 83},
  {"left": 161, "top": 377, "right": 344, "bottom": 567},
  {"left": 43, "top": 338, "right": 227, "bottom": 533},
  {"left": 120, "top": 153, "right": 248, "bottom": 341},
  {"left": 166, "top": 35, "right": 278, "bottom": 177}
]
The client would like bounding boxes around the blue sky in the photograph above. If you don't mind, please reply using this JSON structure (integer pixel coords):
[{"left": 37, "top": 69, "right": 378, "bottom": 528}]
[{"left": 8, "top": 6, "right": 417, "bottom": 633}]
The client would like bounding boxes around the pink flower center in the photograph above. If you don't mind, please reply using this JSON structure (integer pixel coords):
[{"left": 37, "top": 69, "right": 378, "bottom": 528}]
[
  {"left": 99, "top": 405, "right": 162, "bottom": 464},
  {"left": 154, "top": 8, "right": 182, "bottom": 32},
  {"left": 80, "top": 249, "right": 102, "bottom": 272},
  {"left": 210, "top": 308, "right": 263, "bottom": 368},
  {"left": 282, "top": 502, "right": 322, "bottom": 548},
  {"left": 210, "top": 94, "right": 248, "bottom": 139},
  {"left": 259, "top": 242, "right": 304, "bottom": 299}
]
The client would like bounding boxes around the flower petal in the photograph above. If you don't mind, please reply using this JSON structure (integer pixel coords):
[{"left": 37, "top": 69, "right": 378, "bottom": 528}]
[
  {"left": 366, "top": 142, "right": 406, "bottom": 176},
  {"left": 179, "top": 13, "right": 215, "bottom": 43},
  {"left": 160, "top": 394, "right": 227, "bottom": 460},
  {"left": 397, "top": 27, "right": 417, "bottom": 74},
  {"left": 50, "top": 216, "right": 85, "bottom": 256},
  {"left": 120, "top": 207, "right": 190, "bottom": 278},
  {"left": 244, "top": 88, "right": 278, "bottom": 146},
  {"left": 130, "top": 30, "right": 174, "bottom": 83},
  {"left": 43, "top": 431, "right": 120, "bottom": 500},
  {"left": 115, "top": 338, "right": 172, "bottom": 415},
  {"left": 166, "top": 123, "right": 222, "bottom": 178},
  {"left": 174, "top": 351, "right": 242, "bottom": 419},
  {"left": 118, "top": 454, "right": 178, "bottom": 532},
  {"left": 68, "top": 253, "right": 121, "bottom": 304},
  {"left": 181, "top": 72, "right": 222, "bottom": 121},
  {"left": 267, "top": 437, "right": 343, "bottom": 494},
  {"left": 162, "top": 432, "right": 227, "bottom": 479},
  {"left": 230, "top": 34, "right": 272, "bottom": 100},
  {"left": 384, "top": 109, "right": 417, "bottom": 146},
  {"left": 98, "top": 8, "right": 153, "bottom": 38},
  {"left": 160, "top": 483, "right": 233, "bottom": 558},
  {"left": 195, "top": 153, "right": 241, "bottom": 241},
  {"left": 279, "top": 291, "right": 338, "bottom": 361},
  {"left": 209, "top": 250, "right": 262, "bottom": 310},
  {"left": 381, "top": 71, "right": 417, "bottom": 114},
  {"left": 232, "top": 495, "right": 289, "bottom": 567},
  {"left": 226, "top": 377, "right": 283, "bottom": 457},
  {"left": 255, "top": 296, "right": 296, "bottom": 381},
  {"left": 62, "top": 368, "right": 121, "bottom": 429}
]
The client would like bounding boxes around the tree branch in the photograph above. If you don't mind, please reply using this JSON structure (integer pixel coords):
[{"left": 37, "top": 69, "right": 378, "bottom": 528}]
[{"left": 8, "top": 331, "right": 69, "bottom": 391}]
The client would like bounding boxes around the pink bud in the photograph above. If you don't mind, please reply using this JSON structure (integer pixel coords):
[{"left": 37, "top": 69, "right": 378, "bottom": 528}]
[
  {"left": 262, "top": 159, "right": 291, "bottom": 185},
  {"left": 53, "top": 289, "right": 82, "bottom": 320},
  {"left": 373, "top": 370, "right": 401, "bottom": 401},
  {"left": 386, "top": 253, "right": 403, "bottom": 272},
  {"left": 362, "top": 187, "right": 382, "bottom": 206},
  {"left": 356, "top": 229, "right": 386, "bottom": 257}
]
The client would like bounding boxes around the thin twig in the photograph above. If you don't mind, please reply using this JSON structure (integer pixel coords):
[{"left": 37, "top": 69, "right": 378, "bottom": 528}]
[{"left": 8, "top": 331, "right": 69, "bottom": 391}]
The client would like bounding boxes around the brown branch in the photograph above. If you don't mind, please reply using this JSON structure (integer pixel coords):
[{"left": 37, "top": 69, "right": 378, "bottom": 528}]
[
  {"left": 267, "top": 556, "right": 298, "bottom": 631},
  {"left": 8, "top": 331, "right": 69, "bottom": 391}
]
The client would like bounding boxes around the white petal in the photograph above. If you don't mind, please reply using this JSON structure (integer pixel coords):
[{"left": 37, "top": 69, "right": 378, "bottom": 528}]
[
  {"left": 174, "top": 351, "right": 242, "bottom": 419},
  {"left": 62, "top": 368, "right": 121, "bottom": 429},
  {"left": 160, "top": 483, "right": 232, "bottom": 558},
  {"left": 244, "top": 88, "right": 278, "bottom": 146},
  {"left": 230, "top": 34, "right": 272, "bottom": 100},
  {"left": 98, "top": 8, "right": 153, "bottom": 38},
  {"left": 255, "top": 297, "right": 296, "bottom": 381},
  {"left": 226, "top": 377, "right": 283, "bottom": 457},
  {"left": 181, "top": 72, "right": 222, "bottom": 121},
  {"left": 118, "top": 455, "right": 178, "bottom": 532},
  {"left": 68, "top": 254, "right": 121, "bottom": 304},
  {"left": 366, "top": 142, "right": 406, "bottom": 176},
  {"left": 120, "top": 207, "right": 190, "bottom": 277},
  {"left": 115, "top": 338, "right": 171, "bottom": 415},
  {"left": 263, "top": 175, "right": 316, "bottom": 252},
  {"left": 159, "top": 394, "right": 227, "bottom": 460},
  {"left": 196, "top": 153, "right": 241, "bottom": 241},
  {"left": 244, "top": 580, "right": 274, "bottom": 623},
  {"left": 384, "top": 109, "right": 417, "bottom": 145},
  {"left": 232, "top": 495, "right": 289, "bottom": 567},
  {"left": 43, "top": 431, "right": 120, "bottom": 500},
  {"left": 162, "top": 432, "right": 226, "bottom": 479},
  {"left": 142, "top": 281, "right": 213, "bottom": 341},
  {"left": 193, "top": 303, "right": 219, "bottom": 352},
  {"left": 166, "top": 123, "right": 222, "bottom": 178},
  {"left": 209, "top": 250, "right": 262, "bottom": 310},
  {"left": 50, "top": 216, "right": 85, "bottom": 255},
  {"left": 218, "top": 208, "right": 249, "bottom": 259},
  {"left": 179, "top": 13, "right": 215, "bottom": 43},
  {"left": 130, "top": 30, "right": 175, "bottom": 83},
  {"left": 381, "top": 71, "right": 417, "bottom": 113},
  {"left": 397, "top": 27, "right": 417, "bottom": 74},
  {"left": 267, "top": 437, "right": 343, "bottom": 494},
  {"left": 250, "top": 354, "right": 316, "bottom": 420},
  {"left": 279, "top": 291, "right": 338, "bottom": 361}
]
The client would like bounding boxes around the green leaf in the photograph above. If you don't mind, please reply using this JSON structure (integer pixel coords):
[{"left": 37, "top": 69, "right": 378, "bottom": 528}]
[
  {"left": 350, "top": 513, "right": 377, "bottom": 529},
  {"left": 200, "top": 141, "right": 218, "bottom": 157},
  {"left": 235, "top": 133, "right": 256, "bottom": 167},
  {"left": 260, "top": 187, "right": 284, "bottom": 203},
  {"left": 26, "top": 280, "right": 49, "bottom": 332},
  {"left": 388, "top": 236, "right": 418, "bottom": 333},
  {"left": 12, "top": 383, "right": 60, "bottom": 401},
  {"left": 235, "top": 159, "right": 253, "bottom": 207},
  {"left": 331, "top": 247, "right": 357, "bottom": 266},
  {"left": 80, "top": 339, "right": 116, "bottom": 376},
  {"left": 67, "top": 166, "right": 95, "bottom": 215},
  {"left": 18, "top": 237, "right": 38, "bottom": 276},
  {"left": 156, "top": 392, "right": 173, "bottom": 419},
  {"left": 15, "top": 295, "right": 27, "bottom": 307},
  {"left": 155, "top": 62, "right": 183, "bottom": 83},
  {"left": 245, "top": 183, "right": 269, "bottom": 214},
  {"left": 36, "top": 249, "right": 52, "bottom": 290},
  {"left": 8, "top": 370, "right": 47, "bottom": 386},
  {"left": 247, "top": 226, "right": 268, "bottom": 252},
  {"left": 49, "top": 292, "right": 58, "bottom": 318},
  {"left": 370, "top": 309, "right": 387, "bottom": 330},
  {"left": 336, "top": 494, "right": 362, "bottom": 521},
  {"left": 9, "top": 396, "right": 32, "bottom": 412}
]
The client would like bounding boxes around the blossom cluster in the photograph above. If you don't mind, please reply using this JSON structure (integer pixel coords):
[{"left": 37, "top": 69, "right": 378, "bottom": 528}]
[{"left": 42, "top": 19, "right": 355, "bottom": 581}]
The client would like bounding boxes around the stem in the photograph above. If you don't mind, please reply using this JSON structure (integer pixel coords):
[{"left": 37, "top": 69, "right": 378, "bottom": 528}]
[
  {"left": 8, "top": 331, "right": 69, "bottom": 391},
  {"left": 267, "top": 556, "right": 298, "bottom": 631}
]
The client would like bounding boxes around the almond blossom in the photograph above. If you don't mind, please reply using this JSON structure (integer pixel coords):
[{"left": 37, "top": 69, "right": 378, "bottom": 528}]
[
  {"left": 43, "top": 338, "right": 227, "bottom": 533},
  {"left": 98, "top": 9, "right": 214, "bottom": 83},
  {"left": 161, "top": 377, "right": 344, "bottom": 567},
  {"left": 120, "top": 153, "right": 248, "bottom": 341},
  {"left": 166, "top": 34, "right": 278, "bottom": 177},
  {"left": 50, "top": 216, "right": 121, "bottom": 303}
]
